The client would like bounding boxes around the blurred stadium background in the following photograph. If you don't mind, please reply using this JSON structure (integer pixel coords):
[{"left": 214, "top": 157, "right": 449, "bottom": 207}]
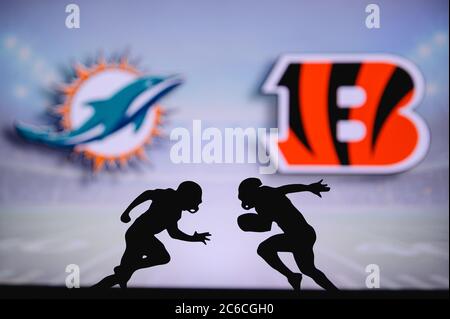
[{"left": 0, "top": 0, "right": 448, "bottom": 289}]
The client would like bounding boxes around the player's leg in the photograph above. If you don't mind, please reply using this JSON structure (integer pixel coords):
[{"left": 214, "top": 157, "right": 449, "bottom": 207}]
[
  {"left": 92, "top": 247, "right": 138, "bottom": 288},
  {"left": 293, "top": 247, "right": 338, "bottom": 291},
  {"left": 135, "top": 236, "right": 171, "bottom": 269},
  {"left": 114, "top": 236, "right": 170, "bottom": 288},
  {"left": 113, "top": 242, "right": 143, "bottom": 288},
  {"left": 257, "top": 234, "right": 303, "bottom": 290},
  {"left": 91, "top": 273, "right": 120, "bottom": 288}
]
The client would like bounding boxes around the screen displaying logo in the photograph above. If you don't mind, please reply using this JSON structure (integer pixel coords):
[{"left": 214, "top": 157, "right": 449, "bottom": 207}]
[
  {"left": 263, "top": 54, "right": 429, "bottom": 174},
  {"left": 14, "top": 56, "right": 183, "bottom": 171}
]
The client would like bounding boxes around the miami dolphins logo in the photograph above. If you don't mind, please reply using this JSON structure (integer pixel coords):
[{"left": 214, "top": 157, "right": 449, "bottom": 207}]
[{"left": 15, "top": 56, "right": 183, "bottom": 171}]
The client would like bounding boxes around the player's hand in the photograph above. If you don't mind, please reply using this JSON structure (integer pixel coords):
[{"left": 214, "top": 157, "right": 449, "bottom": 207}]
[
  {"left": 309, "top": 179, "right": 330, "bottom": 197},
  {"left": 120, "top": 212, "right": 131, "bottom": 223},
  {"left": 193, "top": 231, "right": 211, "bottom": 245}
]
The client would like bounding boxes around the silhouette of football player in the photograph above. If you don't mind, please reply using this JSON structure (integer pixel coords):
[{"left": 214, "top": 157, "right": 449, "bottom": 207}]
[
  {"left": 93, "top": 181, "right": 211, "bottom": 288},
  {"left": 237, "top": 178, "right": 338, "bottom": 291}
]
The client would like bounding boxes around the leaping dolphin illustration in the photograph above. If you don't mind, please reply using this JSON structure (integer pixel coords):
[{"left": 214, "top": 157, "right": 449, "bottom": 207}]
[{"left": 15, "top": 75, "right": 183, "bottom": 148}]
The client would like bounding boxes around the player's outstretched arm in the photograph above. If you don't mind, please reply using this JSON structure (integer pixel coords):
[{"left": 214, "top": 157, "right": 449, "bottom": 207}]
[
  {"left": 277, "top": 184, "right": 310, "bottom": 194},
  {"left": 306, "top": 179, "right": 330, "bottom": 197},
  {"left": 120, "top": 190, "right": 154, "bottom": 223},
  {"left": 167, "top": 223, "right": 211, "bottom": 244},
  {"left": 277, "top": 179, "right": 330, "bottom": 198}
]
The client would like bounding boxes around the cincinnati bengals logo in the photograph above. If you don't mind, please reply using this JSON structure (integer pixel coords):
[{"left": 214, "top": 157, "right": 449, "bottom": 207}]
[{"left": 263, "top": 54, "right": 429, "bottom": 174}]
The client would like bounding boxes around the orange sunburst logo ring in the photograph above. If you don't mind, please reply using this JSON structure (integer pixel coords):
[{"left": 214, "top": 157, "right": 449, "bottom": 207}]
[{"left": 53, "top": 56, "right": 165, "bottom": 172}]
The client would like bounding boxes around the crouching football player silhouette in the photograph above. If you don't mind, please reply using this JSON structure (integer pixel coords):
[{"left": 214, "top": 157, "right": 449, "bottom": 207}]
[
  {"left": 93, "top": 181, "right": 211, "bottom": 288},
  {"left": 237, "top": 178, "right": 338, "bottom": 292}
]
